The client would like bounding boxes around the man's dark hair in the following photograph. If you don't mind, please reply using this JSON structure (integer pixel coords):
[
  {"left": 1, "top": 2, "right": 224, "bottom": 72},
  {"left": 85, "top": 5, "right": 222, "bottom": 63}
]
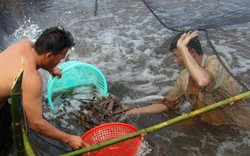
[
  {"left": 34, "top": 26, "right": 75, "bottom": 55},
  {"left": 169, "top": 31, "right": 203, "bottom": 55}
]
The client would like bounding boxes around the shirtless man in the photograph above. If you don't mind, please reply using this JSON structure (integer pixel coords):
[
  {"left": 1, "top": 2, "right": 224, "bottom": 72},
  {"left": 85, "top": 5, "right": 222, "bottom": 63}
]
[
  {"left": 0, "top": 26, "right": 85, "bottom": 152},
  {"left": 125, "top": 31, "right": 250, "bottom": 130}
]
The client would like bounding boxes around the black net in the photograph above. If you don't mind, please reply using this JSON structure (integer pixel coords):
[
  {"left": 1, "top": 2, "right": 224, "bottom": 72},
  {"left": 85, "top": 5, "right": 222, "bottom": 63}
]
[{"left": 143, "top": 0, "right": 250, "bottom": 31}]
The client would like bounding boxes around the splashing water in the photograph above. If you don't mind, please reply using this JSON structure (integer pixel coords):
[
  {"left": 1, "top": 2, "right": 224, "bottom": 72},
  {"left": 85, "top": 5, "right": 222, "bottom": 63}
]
[{"left": 11, "top": 18, "right": 42, "bottom": 42}]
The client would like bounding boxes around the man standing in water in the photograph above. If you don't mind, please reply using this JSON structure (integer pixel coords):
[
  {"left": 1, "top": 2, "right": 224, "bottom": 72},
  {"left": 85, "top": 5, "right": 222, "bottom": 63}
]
[
  {"left": 0, "top": 26, "right": 86, "bottom": 153},
  {"left": 125, "top": 30, "right": 250, "bottom": 130}
]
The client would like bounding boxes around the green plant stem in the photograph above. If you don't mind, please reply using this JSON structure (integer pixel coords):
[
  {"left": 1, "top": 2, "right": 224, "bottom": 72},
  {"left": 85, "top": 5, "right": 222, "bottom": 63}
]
[
  {"left": 11, "top": 67, "right": 35, "bottom": 156},
  {"left": 11, "top": 69, "right": 25, "bottom": 156},
  {"left": 23, "top": 132, "right": 35, "bottom": 156}
]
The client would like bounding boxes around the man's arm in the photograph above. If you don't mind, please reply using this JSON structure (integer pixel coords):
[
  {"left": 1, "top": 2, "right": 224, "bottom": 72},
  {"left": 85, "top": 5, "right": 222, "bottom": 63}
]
[
  {"left": 177, "top": 31, "right": 211, "bottom": 87},
  {"left": 22, "top": 71, "right": 85, "bottom": 150},
  {"left": 125, "top": 103, "right": 169, "bottom": 115},
  {"left": 125, "top": 73, "right": 186, "bottom": 116}
]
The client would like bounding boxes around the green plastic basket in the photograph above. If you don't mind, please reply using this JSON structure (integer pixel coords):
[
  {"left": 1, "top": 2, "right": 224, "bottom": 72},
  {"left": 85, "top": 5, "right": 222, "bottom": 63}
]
[{"left": 47, "top": 61, "right": 108, "bottom": 109}]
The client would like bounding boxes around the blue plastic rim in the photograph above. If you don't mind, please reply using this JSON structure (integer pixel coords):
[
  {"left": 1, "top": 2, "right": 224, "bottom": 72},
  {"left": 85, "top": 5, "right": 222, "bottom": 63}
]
[{"left": 47, "top": 61, "right": 108, "bottom": 109}]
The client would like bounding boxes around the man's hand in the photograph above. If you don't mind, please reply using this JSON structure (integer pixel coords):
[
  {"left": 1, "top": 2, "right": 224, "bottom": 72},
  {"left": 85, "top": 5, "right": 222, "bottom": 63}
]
[
  {"left": 177, "top": 30, "right": 198, "bottom": 53},
  {"left": 49, "top": 67, "right": 62, "bottom": 79},
  {"left": 68, "top": 135, "right": 87, "bottom": 150}
]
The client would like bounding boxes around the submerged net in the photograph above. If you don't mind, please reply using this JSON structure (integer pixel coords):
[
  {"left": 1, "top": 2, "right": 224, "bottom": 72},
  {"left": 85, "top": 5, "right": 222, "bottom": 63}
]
[{"left": 43, "top": 85, "right": 124, "bottom": 132}]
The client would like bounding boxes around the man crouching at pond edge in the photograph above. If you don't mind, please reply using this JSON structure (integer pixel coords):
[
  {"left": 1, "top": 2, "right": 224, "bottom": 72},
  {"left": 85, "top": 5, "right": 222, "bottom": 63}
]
[
  {"left": 125, "top": 30, "right": 250, "bottom": 131},
  {"left": 0, "top": 26, "right": 87, "bottom": 153}
]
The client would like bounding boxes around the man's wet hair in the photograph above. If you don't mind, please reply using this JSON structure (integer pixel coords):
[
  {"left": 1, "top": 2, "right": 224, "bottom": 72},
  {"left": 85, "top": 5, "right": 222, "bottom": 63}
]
[
  {"left": 35, "top": 26, "right": 75, "bottom": 55},
  {"left": 169, "top": 30, "right": 203, "bottom": 55}
]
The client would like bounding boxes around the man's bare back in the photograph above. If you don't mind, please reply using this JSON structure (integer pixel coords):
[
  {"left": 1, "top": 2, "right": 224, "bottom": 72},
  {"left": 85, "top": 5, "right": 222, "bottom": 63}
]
[{"left": 0, "top": 40, "right": 38, "bottom": 108}]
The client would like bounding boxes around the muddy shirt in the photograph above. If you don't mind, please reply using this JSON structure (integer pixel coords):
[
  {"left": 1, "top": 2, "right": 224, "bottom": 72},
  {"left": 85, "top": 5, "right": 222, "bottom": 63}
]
[{"left": 161, "top": 54, "right": 250, "bottom": 130}]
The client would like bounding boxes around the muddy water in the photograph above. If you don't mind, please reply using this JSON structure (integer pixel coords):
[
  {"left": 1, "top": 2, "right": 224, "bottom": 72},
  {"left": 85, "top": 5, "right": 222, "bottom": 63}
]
[{"left": 1, "top": 0, "right": 250, "bottom": 155}]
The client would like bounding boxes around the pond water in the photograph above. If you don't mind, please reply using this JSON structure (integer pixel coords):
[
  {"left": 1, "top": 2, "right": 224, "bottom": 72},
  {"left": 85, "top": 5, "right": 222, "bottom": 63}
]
[{"left": 1, "top": 0, "right": 250, "bottom": 155}]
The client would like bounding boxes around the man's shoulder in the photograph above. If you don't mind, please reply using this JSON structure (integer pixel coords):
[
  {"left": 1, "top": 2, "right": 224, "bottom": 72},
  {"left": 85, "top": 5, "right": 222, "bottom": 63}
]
[
  {"left": 24, "top": 67, "right": 41, "bottom": 77},
  {"left": 177, "top": 69, "right": 189, "bottom": 82},
  {"left": 22, "top": 70, "right": 43, "bottom": 90},
  {"left": 179, "top": 69, "right": 189, "bottom": 76},
  {"left": 20, "top": 39, "right": 33, "bottom": 46},
  {"left": 19, "top": 39, "right": 32, "bottom": 43},
  {"left": 207, "top": 55, "right": 227, "bottom": 61},
  {"left": 12, "top": 39, "right": 33, "bottom": 48},
  {"left": 23, "top": 64, "right": 42, "bottom": 81},
  {"left": 206, "top": 55, "right": 229, "bottom": 66}
]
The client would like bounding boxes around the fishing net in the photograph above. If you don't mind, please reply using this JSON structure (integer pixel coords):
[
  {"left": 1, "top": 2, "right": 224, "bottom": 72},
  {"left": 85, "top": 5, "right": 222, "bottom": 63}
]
[{"left": 143, "top": 0, "right": 250, "bottom": 31}]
